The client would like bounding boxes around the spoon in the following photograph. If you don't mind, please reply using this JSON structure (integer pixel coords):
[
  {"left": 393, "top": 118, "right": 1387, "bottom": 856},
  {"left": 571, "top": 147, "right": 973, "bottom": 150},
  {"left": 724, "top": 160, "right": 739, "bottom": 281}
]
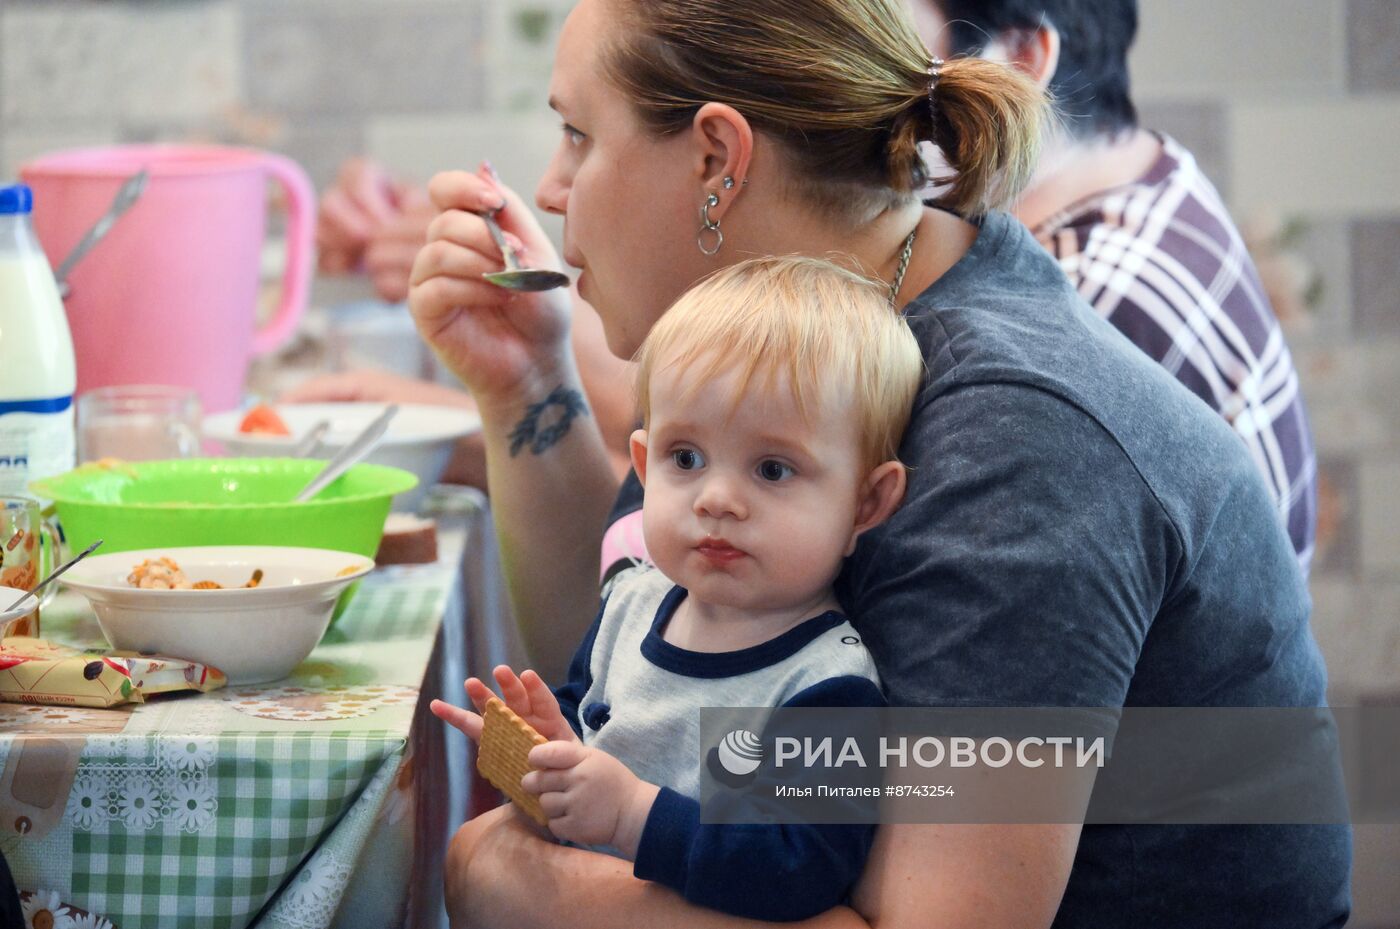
[
  {"left": 479, "top": 210, "right": 570, "bottom": 293},
  {"left": 1, "top": 539, "right": 105, "bottom": 617},
  {"left": 289, "top": 420, "right": 331, "bottom": 458},
  {"left": 55, "top": 169, "right": 149, "bottom": 300},
  {"left": 294, "top": 405, "right": 398, "bottom": 503}
]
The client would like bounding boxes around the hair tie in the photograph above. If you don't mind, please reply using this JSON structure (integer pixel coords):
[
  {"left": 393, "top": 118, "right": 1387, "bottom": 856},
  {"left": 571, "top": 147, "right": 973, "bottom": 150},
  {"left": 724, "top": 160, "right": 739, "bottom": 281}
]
[{"left": 927, "top": 56, "right": 945, "bottom": 114}]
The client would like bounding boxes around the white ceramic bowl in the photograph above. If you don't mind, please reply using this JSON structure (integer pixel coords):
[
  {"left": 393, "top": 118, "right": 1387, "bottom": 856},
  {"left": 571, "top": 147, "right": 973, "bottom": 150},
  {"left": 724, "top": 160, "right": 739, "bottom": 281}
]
[
  {"left": 203, "top": 402, "right": 482, "bottom": 512},
  {"left": 61, "top": 546, "right": 375, "bottom": 684}
]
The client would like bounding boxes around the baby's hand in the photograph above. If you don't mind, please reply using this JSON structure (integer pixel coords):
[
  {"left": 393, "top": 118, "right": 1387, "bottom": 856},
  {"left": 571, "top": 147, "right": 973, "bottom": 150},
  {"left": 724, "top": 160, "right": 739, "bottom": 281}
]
[
  {"left": 520, "top": 742, "right": 660, "bottom": 858},
  {"left": 429, "top": 664, "right": 580, "bottom": 744}
]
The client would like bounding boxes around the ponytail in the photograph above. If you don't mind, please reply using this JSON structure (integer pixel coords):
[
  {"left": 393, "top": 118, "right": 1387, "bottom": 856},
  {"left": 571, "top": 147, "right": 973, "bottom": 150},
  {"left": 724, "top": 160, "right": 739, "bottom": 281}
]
[{"left": 925, "top": 57, "right": 1050, "bottom": 217}]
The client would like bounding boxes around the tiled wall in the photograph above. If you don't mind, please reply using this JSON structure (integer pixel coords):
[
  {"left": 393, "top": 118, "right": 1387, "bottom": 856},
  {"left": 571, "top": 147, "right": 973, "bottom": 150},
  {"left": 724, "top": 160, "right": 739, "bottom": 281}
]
[{"left": 1, "top": 0, "right": 1397, "bottom": 921}]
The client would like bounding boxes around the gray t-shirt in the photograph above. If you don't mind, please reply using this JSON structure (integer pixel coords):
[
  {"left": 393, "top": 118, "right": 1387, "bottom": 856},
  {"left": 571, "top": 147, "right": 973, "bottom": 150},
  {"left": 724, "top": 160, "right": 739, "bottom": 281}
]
[
  {"left": 606, "top": 210, "right": 1350, "bottom": 927},
  {"left": 842, "top": 210, "right": 1350, "bottom": 928}
]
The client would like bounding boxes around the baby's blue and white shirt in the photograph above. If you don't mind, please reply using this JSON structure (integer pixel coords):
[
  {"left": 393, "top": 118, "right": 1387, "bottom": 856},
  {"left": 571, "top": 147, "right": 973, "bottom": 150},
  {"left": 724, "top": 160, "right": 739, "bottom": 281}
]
[{"left": 552, "top": 565, "right": 885, "bottom": 922}]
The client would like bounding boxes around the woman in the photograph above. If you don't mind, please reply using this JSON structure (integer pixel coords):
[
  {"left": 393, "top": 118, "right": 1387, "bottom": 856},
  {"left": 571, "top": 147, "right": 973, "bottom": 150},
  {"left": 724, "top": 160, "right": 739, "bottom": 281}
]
[{"left": 412, "top": 0, "right": 1348, "bottom": 926}]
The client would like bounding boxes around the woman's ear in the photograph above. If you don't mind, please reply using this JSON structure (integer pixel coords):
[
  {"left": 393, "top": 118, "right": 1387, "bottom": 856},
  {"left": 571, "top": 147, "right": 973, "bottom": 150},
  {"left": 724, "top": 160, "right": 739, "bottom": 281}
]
[
  {"left": 689, "top": 102, "right": 754, "bottom": 220},
  {"left": 629, "top": 428, "right": 650, "bottom": 485},
  {"left": 845, "top": 461, "right": 907, "bottom": 556},
  {"left": 984, "top": 25, "right": 1061, "bottom": 90}
]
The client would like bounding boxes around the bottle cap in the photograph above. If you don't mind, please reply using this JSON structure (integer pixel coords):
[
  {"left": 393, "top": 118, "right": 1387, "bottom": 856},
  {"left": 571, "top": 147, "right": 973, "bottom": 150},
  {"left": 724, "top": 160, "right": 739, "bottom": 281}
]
[{"left": 0, "top": 185, "right": 34, "bottom": 215}]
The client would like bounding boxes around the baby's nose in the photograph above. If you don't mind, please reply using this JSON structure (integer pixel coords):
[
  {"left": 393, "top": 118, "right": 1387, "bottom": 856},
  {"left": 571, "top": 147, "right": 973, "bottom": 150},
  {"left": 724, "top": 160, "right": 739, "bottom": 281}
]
[{"left": 694, "top": 473, "right": 748, "bottom": 520}]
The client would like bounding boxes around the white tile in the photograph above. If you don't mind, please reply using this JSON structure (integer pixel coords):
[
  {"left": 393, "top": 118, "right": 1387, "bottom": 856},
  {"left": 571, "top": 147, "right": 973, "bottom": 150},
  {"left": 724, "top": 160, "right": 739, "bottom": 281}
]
[
  {"left": 1, "top": 2, "right": 241, "bottom": 126},
  {"left": 1352, "top": 825, "right": 1400, "bottom": 927},
  {"left": 483, "top": 0, "right": 574, "bottom": 112},
  {"left": 1309, "top": 579, "right": 1366, "bottom": 685},
  {"left": 1263, "top": 219, "right": 1354, "bottom": 349},
  {"left": 1362, "top": 585, "right": 1400, "bottom": 687},
  {"left": 365, "top": 112, "right": 565, "bottom": 249},
  {"left": 1308, "top": 405, "right": 1393, "bottom": 456},
  {"left": 241, "top": 0, "right": 483, "bottom": 117},
  {"left": 1229, "top": 101, "right": 1400, "bottom": 218},
  {"left": 2, "top": 125, "right": 121, "bottom": 181},
  {"left": 1133, "top": 0, "right": 1346, "bottom": 98},
  {"left": 1359, "top": 461, "right": 1400, "bottom": 577},
  {"left": 1309, "top": 579, "right": 1400, "bottom": 692},
  {"left": 1295, "top": 345, "right": 1372, "bottom": 407}
]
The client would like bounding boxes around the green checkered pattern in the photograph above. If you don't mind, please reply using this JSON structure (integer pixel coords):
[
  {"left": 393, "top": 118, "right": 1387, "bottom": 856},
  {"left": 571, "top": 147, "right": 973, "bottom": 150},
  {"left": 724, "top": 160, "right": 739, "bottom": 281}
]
[
  {"left": 2, "top": 525, "right": 467, "bottom": 928},
  {"left": 336, "top": 567, "right": 453, "bottom": 641},
  {"left": 70, "top": 732, "right": 402, "bottom": 927}
]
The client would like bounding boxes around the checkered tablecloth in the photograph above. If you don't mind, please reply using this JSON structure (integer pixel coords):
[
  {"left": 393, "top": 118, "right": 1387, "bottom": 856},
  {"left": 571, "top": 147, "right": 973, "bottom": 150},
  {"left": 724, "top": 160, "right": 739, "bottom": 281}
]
[{"left": 0, "top": 527, "right": 463, "bottom": 929}]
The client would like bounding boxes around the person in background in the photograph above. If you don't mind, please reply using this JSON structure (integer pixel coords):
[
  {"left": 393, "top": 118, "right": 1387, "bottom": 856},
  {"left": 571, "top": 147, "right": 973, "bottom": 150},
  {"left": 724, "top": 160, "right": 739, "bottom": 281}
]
[{"left": 913, "top": 0, "right": 1317, "bottom": 571}]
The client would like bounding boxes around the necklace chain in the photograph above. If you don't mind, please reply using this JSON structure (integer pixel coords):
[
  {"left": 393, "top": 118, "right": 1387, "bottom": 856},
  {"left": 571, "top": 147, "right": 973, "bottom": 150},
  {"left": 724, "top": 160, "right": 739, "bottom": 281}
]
[{"left": 890, "top": 227, "right": 917, "bottom": 308}]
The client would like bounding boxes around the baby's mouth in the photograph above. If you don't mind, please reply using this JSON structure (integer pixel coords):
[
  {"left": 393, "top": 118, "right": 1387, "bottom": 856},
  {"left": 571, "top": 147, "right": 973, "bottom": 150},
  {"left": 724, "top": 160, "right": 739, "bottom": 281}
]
[{"left": 696, "top": 538, "right": 747, "bottom": 563}]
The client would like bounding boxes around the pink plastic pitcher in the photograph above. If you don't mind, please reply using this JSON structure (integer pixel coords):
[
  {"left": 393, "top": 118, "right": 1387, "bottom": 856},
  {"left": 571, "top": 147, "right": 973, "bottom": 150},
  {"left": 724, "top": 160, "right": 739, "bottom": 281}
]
[{"left": 20, "top": 145, "right": 315, "bottom": 412}]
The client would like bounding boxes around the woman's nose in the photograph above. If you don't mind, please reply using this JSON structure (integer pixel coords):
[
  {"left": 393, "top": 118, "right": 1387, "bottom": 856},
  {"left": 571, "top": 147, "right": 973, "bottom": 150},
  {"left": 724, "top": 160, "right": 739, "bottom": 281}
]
[
  {"left": 694, "top": 474, "right": 747, "bottom": 520},
  {"left": 535, "top": 151, "right": 570, "bottom": 216}
]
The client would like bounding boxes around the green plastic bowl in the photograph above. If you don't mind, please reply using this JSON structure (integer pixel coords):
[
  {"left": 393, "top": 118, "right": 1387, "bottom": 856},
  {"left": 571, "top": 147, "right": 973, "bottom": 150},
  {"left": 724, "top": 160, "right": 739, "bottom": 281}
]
[{"left": 30, "top": 458, "right": 418, "bottom": 557}]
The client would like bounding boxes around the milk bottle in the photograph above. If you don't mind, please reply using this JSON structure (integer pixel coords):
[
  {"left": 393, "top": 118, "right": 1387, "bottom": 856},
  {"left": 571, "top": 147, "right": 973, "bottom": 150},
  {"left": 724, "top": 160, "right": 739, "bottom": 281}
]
[{"left": 0, "top": 184, "right": 76, "bottom": 494}]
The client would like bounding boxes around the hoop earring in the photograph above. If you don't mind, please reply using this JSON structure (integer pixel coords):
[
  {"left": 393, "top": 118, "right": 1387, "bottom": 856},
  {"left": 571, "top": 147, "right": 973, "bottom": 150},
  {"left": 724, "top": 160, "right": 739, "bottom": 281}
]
[{"left": 698, "top": 193, "right": 723, "bottom": 256}]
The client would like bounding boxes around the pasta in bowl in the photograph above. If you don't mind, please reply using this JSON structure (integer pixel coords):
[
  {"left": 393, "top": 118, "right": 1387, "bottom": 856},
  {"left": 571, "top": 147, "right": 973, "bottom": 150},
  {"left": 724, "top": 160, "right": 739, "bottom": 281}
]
[{"left": 61, "top": 546, "right": 374, "bottom": 684}]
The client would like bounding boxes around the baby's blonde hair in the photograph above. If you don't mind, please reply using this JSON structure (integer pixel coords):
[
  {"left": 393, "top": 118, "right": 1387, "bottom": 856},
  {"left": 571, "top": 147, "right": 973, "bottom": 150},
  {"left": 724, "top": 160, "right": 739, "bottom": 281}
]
[{"left": 634, "top": 256, "right": 925, "bottom": 472}]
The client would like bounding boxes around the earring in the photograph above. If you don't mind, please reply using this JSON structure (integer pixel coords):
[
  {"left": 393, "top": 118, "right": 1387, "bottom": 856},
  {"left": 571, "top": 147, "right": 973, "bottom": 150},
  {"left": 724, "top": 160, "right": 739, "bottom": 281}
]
[
  {"left": 698, "top": 192, "right": 723, "bottom": 256},
  {"left": 723, "top": 176, "right": 735, "bottom": 190}
]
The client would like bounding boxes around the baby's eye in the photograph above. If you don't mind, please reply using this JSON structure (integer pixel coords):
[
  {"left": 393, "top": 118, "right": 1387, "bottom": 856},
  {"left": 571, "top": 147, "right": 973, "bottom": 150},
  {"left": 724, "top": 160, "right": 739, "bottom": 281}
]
[
  {"left": 672, "top": 448, "right": 705, "bottom": 471},
  {"left": 757, "top": 460, "right": 795, "bottom": 482}
]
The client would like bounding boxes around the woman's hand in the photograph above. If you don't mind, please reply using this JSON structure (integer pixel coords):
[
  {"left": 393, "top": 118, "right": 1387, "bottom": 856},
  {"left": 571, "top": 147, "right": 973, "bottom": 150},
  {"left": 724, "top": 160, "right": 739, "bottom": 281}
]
[
  {"left": 430, "top": 664, "right": 581, "bottom": 745},
  {"left": 409, "top": 164, "right": 574, "bottom": 410}
]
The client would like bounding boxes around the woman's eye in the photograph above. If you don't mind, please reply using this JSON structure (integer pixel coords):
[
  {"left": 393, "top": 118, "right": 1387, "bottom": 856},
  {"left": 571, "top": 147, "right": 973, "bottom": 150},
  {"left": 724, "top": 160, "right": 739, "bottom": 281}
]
[
  {"left": 758, "top": 460, "right": 795, "bottom": 482},
  {"left": 561, "top": 123, "right": 586, "bottom": 147},
  {"left": 672, "top": 449, "right": 705, "bottom": 470}
]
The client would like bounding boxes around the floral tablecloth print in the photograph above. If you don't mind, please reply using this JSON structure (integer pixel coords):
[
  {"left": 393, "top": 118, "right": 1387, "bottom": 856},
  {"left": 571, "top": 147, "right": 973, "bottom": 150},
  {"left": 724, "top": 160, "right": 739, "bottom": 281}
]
[{"left": 0, "top": 552, "right": 458, "bottom": 929}]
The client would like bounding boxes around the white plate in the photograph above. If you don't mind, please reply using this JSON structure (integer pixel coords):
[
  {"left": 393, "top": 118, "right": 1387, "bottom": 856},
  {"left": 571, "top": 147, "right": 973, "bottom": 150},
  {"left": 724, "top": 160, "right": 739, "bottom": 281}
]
[
  {"left": 203, "top": 402, "right": 480, "bottom": 449},
  {"left": 63, "top": 546, "right": 375, "bottom": 684},
  {"left": 203, "top": 402, "right": 482, "bottom": 512}
]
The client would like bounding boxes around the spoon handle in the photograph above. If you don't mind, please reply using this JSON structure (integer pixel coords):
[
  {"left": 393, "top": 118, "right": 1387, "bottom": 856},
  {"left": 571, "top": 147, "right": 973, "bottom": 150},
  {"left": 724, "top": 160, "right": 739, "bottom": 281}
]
[
  {"left": 294, "top": 405, "right": 398, "bottom": 503},
  {"left": 55, "top": 169, "right": 149, "bottom": 285},
  {"left": 480, "top": 210, "right": 522, "bottom": 273},
  {"left": 2, "top": 539, "right": 104, "bottom": 613},
  {"left": 289, "top": 420, "right": 331, "bottom": 459}
]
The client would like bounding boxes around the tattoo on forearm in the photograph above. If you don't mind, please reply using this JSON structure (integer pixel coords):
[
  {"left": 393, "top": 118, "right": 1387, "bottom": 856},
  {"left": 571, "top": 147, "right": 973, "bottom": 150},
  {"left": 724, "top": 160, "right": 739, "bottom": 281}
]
[{"left": 508, "top": 386, "right": 591, "bottom": 456}]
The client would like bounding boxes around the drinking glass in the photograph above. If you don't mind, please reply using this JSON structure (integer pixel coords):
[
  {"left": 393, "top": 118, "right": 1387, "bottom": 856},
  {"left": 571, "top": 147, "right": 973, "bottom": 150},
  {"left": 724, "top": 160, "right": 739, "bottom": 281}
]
[
  {"left": 0, "top": 494, "right": 61, "bottom": 636},
  {"left": 76, "top": 385, "right": 202, "bottom": 463}
]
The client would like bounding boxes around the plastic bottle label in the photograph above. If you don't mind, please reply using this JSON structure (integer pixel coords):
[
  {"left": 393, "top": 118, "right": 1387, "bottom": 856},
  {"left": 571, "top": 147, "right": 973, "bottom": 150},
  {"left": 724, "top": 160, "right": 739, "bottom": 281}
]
[{"left": 0, "top": 396, "right": 75, "bottom": 495}]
